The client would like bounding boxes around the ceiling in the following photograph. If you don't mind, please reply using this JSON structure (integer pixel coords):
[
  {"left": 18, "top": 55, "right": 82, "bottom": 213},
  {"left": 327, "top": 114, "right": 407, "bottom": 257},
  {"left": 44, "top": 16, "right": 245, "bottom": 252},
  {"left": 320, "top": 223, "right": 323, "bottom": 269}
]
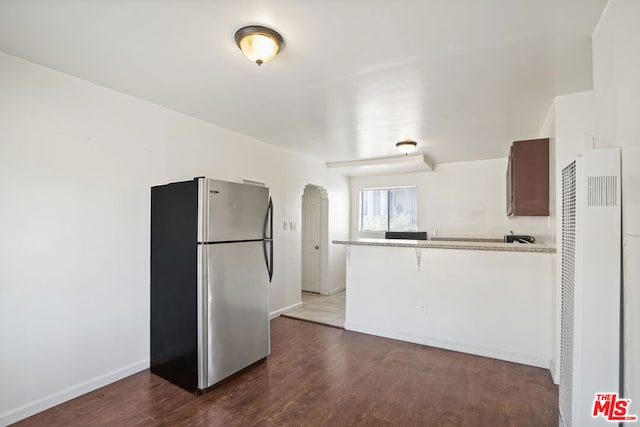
[{"left": 0, "top": 0, "right": 607, "bottom": 165}]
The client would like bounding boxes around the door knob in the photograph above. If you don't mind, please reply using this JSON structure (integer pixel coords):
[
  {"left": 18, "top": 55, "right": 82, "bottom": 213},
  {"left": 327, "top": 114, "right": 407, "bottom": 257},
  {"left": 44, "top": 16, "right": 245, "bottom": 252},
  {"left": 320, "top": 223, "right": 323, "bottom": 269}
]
[{"left": 314, "top": 245, "right": 319, "bottom": 249}]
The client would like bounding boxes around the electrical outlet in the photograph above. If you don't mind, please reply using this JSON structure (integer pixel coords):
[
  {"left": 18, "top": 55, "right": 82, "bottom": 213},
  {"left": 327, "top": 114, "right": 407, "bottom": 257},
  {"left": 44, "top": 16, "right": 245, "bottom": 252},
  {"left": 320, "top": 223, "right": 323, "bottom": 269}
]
[
  {"left": 418, "top": 303, "right": 426, "bottom": 316},
  {"left": 283, "top": 221, "right": 288, "bottom": 231}
]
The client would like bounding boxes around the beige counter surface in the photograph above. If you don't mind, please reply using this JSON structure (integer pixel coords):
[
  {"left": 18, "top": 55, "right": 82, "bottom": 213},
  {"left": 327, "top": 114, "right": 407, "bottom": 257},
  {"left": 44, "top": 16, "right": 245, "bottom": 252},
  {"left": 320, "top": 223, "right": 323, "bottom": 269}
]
[{"left": 332, "top": 238, "right": 555, "bottom": 253}]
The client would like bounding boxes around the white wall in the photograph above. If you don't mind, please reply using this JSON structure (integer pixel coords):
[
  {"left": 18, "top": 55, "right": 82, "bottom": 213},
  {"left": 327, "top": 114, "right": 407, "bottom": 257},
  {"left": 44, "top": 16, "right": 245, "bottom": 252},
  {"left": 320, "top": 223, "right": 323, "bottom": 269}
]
[
  {"left": 540, "top": 91, "right": 596, "bottom": 383},
  {"left": 345, "top": 245, "right": 553, "bottom": 369},
  {"left": 591, "top": 0, "right": 640, "bottom": 411},
  {"left": 555, "top": 93, "right": 596, "bottom": 172},
  {"left": 350, "top": 159, "right": 554, "bottom": 244},
  {"left": 537, "top": 101, "right": 557, "bottom": 382},
  {"left": 0, "top": 51, "right": 349, "bottom": 424}
]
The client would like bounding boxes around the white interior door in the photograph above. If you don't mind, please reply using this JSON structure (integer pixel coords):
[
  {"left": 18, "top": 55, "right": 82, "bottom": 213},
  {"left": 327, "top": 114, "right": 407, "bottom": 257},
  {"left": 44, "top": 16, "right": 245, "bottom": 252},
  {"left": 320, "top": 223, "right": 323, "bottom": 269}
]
[{"left": 301, "top": 189, "right": 321, "bottom": 293}]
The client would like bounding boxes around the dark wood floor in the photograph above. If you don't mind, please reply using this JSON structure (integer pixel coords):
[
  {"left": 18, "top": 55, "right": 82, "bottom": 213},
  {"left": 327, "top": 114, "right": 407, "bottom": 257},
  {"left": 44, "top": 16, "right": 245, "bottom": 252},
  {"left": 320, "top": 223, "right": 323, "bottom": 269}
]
[{"left": 15, "top": 317, "right": 558, "bottom": 426}]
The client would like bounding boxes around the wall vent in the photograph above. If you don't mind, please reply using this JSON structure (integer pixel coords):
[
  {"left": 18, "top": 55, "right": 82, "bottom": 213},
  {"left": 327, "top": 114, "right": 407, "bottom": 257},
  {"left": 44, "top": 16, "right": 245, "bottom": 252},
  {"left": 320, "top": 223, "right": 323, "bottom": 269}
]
[
  {"left": 558, "top": 149, "right": 621, "bottom": 427},
  {"left": 560, "top": 161, "right": 576, "bottom": 427},
  {"left": 587, "top": 175, "right": 617, "bottom": 207}
]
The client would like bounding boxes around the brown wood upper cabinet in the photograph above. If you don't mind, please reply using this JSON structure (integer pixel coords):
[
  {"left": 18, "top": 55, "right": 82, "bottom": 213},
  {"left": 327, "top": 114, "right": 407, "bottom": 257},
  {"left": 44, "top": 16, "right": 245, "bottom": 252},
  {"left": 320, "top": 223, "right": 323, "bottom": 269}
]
[{"left": 506, "top": 138, "right": 549, "bottom": 217}]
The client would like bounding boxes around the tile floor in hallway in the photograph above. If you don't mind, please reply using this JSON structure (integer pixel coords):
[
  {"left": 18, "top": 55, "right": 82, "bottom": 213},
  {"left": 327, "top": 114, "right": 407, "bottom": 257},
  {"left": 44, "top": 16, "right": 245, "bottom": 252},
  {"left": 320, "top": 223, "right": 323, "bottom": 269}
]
[{"left": 281, "top": 290, "right": 345, "bottom": 328}]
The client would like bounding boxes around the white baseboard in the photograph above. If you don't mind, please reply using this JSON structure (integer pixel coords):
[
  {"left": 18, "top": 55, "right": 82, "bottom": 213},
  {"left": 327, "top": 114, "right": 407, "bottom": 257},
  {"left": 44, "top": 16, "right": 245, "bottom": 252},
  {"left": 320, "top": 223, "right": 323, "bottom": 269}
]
[
  {"left": 345, "top": 322, "right": 550, "bottom": 369},
  {"left": 550, "top": 359, "right": 559, "bottom": 384},
  {"left": 318, "top": 285, "right": 345, "bottom": 296},
  {"left": 269, "top": 301, "right": 303, "bottom": 319},
  {"left": 327, "top": 285, "right": 345, "bottom": 295},
  {"left": 0, "top": 358, "right": 149, "bottom": 426}
]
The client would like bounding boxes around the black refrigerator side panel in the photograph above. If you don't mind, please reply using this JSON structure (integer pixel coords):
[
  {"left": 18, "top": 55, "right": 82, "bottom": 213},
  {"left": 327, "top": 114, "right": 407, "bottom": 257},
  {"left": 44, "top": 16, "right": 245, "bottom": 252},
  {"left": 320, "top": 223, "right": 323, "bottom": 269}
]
[{"left": 150, "top": 180, "right": 198, "bottom": 392}]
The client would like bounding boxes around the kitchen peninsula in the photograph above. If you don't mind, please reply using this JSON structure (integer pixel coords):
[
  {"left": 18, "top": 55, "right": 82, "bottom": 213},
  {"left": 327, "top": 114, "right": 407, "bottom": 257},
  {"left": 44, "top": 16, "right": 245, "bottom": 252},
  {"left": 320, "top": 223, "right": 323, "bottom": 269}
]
[{"left": 333, "top": 238, "right": 555, "bottom": 369}]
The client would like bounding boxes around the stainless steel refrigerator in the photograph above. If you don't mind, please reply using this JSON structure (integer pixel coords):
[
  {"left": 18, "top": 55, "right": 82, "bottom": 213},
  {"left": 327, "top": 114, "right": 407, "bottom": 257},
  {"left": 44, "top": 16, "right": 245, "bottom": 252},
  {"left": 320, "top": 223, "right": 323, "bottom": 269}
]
[{"left": 150, "top": 177, "right": 273, "bottom": 392}]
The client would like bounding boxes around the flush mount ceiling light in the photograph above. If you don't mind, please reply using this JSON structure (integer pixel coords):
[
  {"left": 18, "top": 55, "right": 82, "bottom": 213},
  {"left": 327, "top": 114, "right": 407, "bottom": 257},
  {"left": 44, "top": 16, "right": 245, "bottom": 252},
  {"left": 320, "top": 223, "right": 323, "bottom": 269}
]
[
  {"left": 396, "top": 140, "right": 418, "bottom": 155},
  {"left": 234, "top": 25, "right": 284, "bottom": 66}
]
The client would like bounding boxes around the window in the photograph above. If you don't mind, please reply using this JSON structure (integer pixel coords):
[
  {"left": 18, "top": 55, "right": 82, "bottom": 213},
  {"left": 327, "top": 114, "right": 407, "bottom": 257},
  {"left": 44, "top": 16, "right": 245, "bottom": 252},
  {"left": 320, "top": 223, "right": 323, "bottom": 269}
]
[{"left": 359, "top": 187, "right": 417, "bottom": 232}]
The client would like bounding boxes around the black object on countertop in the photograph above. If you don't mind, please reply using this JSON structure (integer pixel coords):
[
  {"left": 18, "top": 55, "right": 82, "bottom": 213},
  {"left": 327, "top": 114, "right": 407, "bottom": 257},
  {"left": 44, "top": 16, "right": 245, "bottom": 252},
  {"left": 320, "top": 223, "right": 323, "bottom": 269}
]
[
  {"left": 385, "top": 231, "right": 428, "bottom": 240},
  {"left": 503, "top": 234, "right": 535, "bottom": 243}
]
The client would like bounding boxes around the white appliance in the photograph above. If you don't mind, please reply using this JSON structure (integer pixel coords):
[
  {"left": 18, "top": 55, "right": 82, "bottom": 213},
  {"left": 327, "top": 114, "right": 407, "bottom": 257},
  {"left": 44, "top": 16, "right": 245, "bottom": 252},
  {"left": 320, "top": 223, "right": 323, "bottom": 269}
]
[
  {"left": 559, "top": 148, "right": 621, "bottom": 426},
  {"left": 150, "top": 177, "right": 273, "bottom": 392}
]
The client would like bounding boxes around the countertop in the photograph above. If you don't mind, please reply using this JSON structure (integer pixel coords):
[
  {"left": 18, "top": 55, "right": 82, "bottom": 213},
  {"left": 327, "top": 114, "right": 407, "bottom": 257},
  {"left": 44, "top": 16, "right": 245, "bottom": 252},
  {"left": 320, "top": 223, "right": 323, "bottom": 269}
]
[{"left": 332, "top": 238, "right": 555, "bottom": 253}]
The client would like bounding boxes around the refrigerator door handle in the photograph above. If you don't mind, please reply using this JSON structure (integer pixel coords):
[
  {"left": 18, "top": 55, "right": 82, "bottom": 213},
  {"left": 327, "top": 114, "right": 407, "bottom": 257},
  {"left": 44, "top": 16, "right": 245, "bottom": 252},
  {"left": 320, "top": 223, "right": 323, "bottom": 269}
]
[
  {"left": 263, "top": 198, "right": 274, "bottom": 282},
  {"left": 263, "top": 197, "right": 273, "bottom": 240},
  {"left": 267, "top": 239, "right": 274, "bottom": 282}
]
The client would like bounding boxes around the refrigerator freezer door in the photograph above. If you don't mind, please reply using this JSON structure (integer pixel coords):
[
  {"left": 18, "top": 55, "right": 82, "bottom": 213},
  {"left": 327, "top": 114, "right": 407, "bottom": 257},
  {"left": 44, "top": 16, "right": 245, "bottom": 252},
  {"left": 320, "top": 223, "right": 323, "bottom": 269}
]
[
  {"left": 202, "top": 241, "right": 270, "bottom": 388},
  {"left": 200, "top": 179, "right": 269, "bottom": 243}
]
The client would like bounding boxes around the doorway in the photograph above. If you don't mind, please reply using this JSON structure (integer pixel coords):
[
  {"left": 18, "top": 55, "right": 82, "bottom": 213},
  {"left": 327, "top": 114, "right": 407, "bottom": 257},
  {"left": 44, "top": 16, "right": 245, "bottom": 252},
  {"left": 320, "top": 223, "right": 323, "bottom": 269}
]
[
  {"left": 281, "top": 291, "right": 345, "bottom": 329},
  {"left": 301, "top": 184, "right": 328, "bottom": 294}
]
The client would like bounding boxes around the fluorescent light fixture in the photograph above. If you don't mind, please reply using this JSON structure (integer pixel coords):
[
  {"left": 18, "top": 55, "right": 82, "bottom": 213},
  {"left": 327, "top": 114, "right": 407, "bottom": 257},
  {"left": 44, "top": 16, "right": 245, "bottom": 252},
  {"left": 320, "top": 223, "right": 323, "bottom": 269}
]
[{"left": 326, "top": 154, "right": 434, "bottom": 176}]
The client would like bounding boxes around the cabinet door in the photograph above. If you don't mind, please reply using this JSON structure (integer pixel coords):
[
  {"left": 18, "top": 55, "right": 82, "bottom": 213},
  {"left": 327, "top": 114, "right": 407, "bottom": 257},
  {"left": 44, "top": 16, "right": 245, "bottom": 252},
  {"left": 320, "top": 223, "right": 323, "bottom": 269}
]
[
  {"left": 506, "top": 146, "right": 514, "bottom": 216},
  {"left": 507, "top": 138, "right": 549, "bottom": 217}
]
